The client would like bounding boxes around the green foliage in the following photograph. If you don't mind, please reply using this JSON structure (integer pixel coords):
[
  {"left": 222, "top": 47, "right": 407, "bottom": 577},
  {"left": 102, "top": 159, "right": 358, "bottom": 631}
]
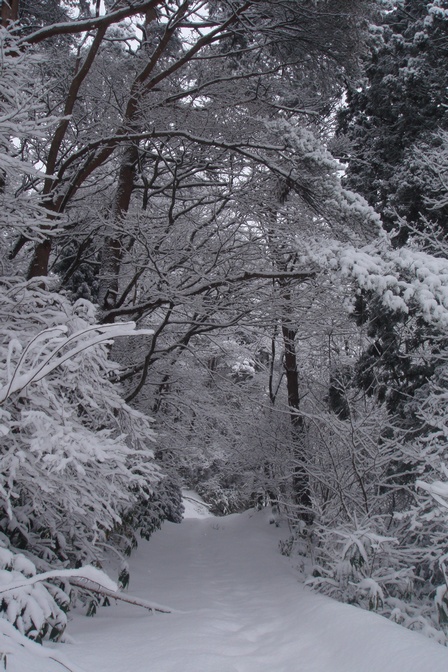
[
  {"left": 86, "top": 599, "right": 98, "bottom": 618},
  {"left": 436, "top": 587, "right": 448, "bottom": 628},
  {"left": 353, "top": 292, "right": 436, "bottom": 416},
  {"left": 53, "top": 240, "right": 100, "bottom": 302},
  {"left": 197, "top": 478, "right": 246, "bottom": 516},
  {"left": 298, "top": 350, "right": 448, "bottom": 643},
  {"left": 128, "top": 476, "right": 185, "bottom": 542},
  {"left": 118, "top": 568, "right": 130, "bottom": 591}
]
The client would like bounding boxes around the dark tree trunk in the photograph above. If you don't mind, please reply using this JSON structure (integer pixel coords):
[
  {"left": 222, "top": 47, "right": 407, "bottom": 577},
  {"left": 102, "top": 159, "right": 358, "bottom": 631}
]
[
  {"left": 97, "top": 142, "right": 139, "bottom": 319},
  {"left": 27, "top": 239, "right": 52, "bottom": 279},
  {"left": 1, "top": 0, "right": 19, "bottom": 26},
  {"left": 281, "top": 321, "right": 312, "bottom": 513}
]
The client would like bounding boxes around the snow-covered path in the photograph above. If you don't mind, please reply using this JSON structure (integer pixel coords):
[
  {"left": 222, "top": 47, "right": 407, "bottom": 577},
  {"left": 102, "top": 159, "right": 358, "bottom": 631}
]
[{"left": 9, "top": 499, "right": 448, "bottom": 671}]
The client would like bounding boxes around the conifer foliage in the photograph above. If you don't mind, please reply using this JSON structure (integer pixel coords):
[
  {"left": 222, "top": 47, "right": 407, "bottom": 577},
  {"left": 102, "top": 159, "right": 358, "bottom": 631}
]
[{"left": 338, "top": 0, "right": 448, "bottom": 241}]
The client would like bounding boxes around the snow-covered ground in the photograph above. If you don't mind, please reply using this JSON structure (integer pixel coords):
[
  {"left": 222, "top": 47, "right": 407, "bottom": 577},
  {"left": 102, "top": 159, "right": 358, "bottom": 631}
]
[{"left": 6, "top": 494, "right": 448, "bottom": 671}]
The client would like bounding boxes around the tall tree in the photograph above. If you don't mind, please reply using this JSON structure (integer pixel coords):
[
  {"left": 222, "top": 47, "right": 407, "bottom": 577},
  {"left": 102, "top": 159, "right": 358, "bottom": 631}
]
[
  {"left": 7, "top": 1, "right": 371, "bottom": 283},
  {"left": 0, "top": 1, "right": 379, "bottom": 519},
  {"left": 0, "top": 0, "right": 381, "bottom": 539},
  {"left": 0, "top": 26, "right": 183, "bottom": 647},
  {"left": 335, "top": 1, "right": 448, "bottom": 416}
]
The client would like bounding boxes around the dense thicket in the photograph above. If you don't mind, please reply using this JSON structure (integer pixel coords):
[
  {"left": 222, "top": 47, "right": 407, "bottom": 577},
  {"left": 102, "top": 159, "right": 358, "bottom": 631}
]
[{"left": 0, "top": 0, "right": 377, "bottom": 651}]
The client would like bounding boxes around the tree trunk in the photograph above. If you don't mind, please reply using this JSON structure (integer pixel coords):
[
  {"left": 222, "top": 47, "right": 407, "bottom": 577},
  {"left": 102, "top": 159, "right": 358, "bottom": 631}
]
[
  {"left": 26, "top": 200, "right": 60, "bottom": 280},
  {"left": 97, "top": 142, "right": 139, "bottom": 318},
  {"left": 1, "top": 0, "right": 19, "bottom": 26},
  {"left": 27, "top": 239, "right": 52, "bottom": 279},
  {"left": 281, "top": 320, "right": 312, "bottom": 514},
  {"left": 265, "top": 180, "right": 312, "bottom": 516}
]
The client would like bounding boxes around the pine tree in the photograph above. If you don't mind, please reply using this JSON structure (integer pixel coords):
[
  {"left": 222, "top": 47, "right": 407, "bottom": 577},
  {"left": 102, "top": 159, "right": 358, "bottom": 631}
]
[{"left": 338, "top": 0, "right": 448, "bottom": 243}]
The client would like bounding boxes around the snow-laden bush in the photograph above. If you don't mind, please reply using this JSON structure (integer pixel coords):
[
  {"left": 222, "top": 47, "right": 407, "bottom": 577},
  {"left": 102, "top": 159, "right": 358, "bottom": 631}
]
[
  {"left": 299, "top": 361, "right": 448, "bottom": 644},
  {"left": 394, "top": 362, "right": 448, "bottom": 639},
  {"left": 0, "top": 278, "right": 161, "bottom": 567},
  {"left": 0, "top": 541, "right": 69, "bottom": 643},
  {"left": 0, "top": 538, "right": 127, "bottom": 669},
  {"left": 297, "top": 399, "right": 419, "bottom": 628},
  {"left": 306, "top": 513, "right": 447, "bottom": 644},
  {"left": 197, "top": 476, "right": 246, "bottom": 516}
]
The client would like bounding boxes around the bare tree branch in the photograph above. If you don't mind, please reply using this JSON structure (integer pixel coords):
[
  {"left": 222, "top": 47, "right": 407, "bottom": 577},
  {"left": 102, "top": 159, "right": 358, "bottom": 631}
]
[{"left": 18, "top": 1, "right": 163, "bottom": 46}]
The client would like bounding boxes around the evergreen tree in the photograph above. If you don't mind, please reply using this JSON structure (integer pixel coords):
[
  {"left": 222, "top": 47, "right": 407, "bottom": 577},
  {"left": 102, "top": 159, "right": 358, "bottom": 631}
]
[
  {"left": 335, "top": 1, "right": 448, "bottom": 415},
  {"left": 338, "top": 0, "right": 448, "bottom": 243}
]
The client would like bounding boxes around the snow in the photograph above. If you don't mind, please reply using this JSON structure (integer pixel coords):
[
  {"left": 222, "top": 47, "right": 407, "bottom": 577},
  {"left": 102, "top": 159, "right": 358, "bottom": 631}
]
[
  {"left": 0, "top": 566, "right": 118, "bottom": 597},
  {"left": 5, "top": 495, "right": 448, "bottom": 671},
  {"left": 312, "top": 238, "right": 448, "bottom": 327},
  {"left": 0, "top": 321, "right": 154, "bottom": 404},
  {"left": 182, "top": 489, "right": 214, "bottom": 519}
]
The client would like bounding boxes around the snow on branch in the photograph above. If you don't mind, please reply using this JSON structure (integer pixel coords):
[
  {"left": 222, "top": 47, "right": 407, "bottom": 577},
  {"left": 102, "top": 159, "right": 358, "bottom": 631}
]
[
  {"left": 416, "top": 479, "right": 448, "bottom": 510},
  {"left": 0, "top": 281, "right": 160, "bottom": 569},
  {"left": 0, "top": 564, "right": 118, "bottom": 596},
  {"left": 0, "top": 620, "right": 86, "bottom": 672},
  {"left": 0, "top": 564, "right": 172, "bottom": 613},
  {"left": 0, "top": 321, "right": 153, "bottom": 404},
  {"left": 67, "top": 578, "right": 172, "bottom": 614},
  {"left": 17, "top": 1, "right": 161, "bottom": 46},
  {"left": 0, "top": 563, "right": 172, "bottom": 672},
  {"left": 313, "top": 237, "right": 448, "bottom": 327}
]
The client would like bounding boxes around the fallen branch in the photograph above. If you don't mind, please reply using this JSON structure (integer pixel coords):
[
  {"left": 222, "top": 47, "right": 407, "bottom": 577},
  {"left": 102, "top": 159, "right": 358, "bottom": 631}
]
[
  {"left": 69, "top": 578, "right": 172, "bottom": 614},
  {"left": 183, "top": 494, "right": 212, "bottom": 509}
]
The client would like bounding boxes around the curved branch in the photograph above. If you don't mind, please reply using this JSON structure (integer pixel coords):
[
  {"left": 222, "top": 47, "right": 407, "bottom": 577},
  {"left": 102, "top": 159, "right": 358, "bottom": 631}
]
[{"left": 18, "top": 1, "right": 162, "bottom": 46}]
